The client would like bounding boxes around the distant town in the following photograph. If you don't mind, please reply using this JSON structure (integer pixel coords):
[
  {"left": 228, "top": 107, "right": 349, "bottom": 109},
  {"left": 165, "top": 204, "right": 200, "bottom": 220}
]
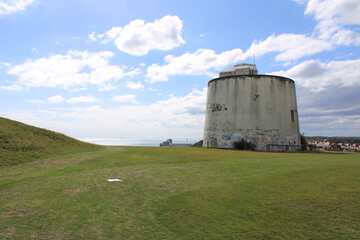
[
  {"left": 307, "top": 136, "right": 360, "bottom": 152},
  {"left": 160, "top": 137, "right": 360, "bottom": 152}
]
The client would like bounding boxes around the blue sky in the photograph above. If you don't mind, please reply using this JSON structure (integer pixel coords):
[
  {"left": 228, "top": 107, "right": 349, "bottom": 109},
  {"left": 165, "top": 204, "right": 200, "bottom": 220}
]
[{"left": 1, "top": 0, "right": 360, "bottom": 144}]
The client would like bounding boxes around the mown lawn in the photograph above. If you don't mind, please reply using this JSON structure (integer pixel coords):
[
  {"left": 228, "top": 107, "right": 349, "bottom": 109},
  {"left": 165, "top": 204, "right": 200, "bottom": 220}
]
[{"left": 1, "top": 147, "right": 359, "bottom": 239}]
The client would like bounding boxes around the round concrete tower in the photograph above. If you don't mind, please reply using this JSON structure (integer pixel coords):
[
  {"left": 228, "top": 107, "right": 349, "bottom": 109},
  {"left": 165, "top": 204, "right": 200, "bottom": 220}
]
[{"left": 203, "top": 64, "right": 300, "bottom": 151}]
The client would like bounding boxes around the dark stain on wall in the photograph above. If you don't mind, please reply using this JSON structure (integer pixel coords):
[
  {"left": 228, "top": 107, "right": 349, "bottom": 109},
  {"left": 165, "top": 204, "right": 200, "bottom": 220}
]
[{"left": 209, "top": 103, "right": 228, "bottom": 112}]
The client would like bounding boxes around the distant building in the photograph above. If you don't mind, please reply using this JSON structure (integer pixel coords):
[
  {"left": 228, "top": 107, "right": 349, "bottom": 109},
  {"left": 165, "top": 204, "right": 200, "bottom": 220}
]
[
  {"left": 160, "top": 139, "right": 192, "bottom": 147},
  {"left": 160, "top": 139, "right": 172, "bottom": 146}
]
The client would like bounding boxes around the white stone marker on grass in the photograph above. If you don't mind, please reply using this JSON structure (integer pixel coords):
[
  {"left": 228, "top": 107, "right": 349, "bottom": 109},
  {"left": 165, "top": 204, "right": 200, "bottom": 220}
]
[{"left": 107, "top": 179, "right": 122, "bottom": 182}]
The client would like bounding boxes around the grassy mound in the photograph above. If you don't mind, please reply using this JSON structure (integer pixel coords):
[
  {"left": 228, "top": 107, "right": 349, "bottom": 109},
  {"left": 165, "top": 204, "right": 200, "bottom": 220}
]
[{"left": 0, "top": 117, "right": 99, "bottom": 166}]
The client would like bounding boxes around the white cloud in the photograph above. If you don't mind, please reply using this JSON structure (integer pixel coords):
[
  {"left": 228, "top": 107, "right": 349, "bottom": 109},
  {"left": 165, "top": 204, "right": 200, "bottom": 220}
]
[
  {"left": 25, "top": 99, "right": 43, "bottom": 104},
  {"left": 331, "top": 30, "right": 360, "bottom": 46},
  {"left": 0, "top": 84, "right": 22, "bottom": 91},
  {"left": 144, "top": 2, "right": 360, "bottom": 83},
  {"left": 88, "top": 87, "right": 206, "bottom": 129},
  {"left": 292, "top": 0, "right": 307, "bottom": 3},
  {"left": 293, "top": 0, "right": 360, "bottom": 46},
  {"left": 304, "top": 0, "right": 360, "bottom": 38},
  {"left": 245, "top": 34, "right": 333, "bottom": 62},
  {"left": 299, "top": 114, "right": 360, "bottom": 136},
  {"left": 0, "top": 62, "right": 11, "bottom": 68},
  {"left": 70, "top": 87, "right": 87, "bottom": 92},
  {"left": 153, "top": 88, "right": 207, "bottom": 120},
  {"left": 31, "top": 47, "right": 39, "bottom": 53},
  {"left": 270, "top": 58, "right": 360, "bottom": 91},
  {"left": 67, "top": 95, "right": 99, "bottom": 104},
  {"left": 2, "top": 88, "right": 208, "bottom": 140},
  {"left": 144, "top": 32, "right": 337, "bottom": 83},
  {"left": 88, "top": 31, "right": 97, "bottom": 41},
  {"left": 126, "top": 81, "right": 144, "bottom": 90},
  {"left": 144, "top": 23, "right": 353, "bottom": 83},
  {"left": 0, "top": 0, "right": 37, "bottom": 16},
  {"left": 95, "top": 15, "right": 185, "bottom": 56},
  {"left": 112, "top": 94, "right": 139, "bottom": 104},
  {"left": 48, "top": 95, "right": 64, "bottom": 104},
  {"left": 5, "top": 50, "right": 140, "bottom": 89},
  {"left": 99, "top": 83, "right": 118, "bottom": 92},
  {"left": 146, "top": 48, "right": 245, "bottom": 83}
]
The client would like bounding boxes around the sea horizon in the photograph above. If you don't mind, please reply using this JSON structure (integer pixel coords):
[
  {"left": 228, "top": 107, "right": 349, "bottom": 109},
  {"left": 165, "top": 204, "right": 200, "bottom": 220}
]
[{"left": 79, "top": 137, "right": 201, "bottom": 146}]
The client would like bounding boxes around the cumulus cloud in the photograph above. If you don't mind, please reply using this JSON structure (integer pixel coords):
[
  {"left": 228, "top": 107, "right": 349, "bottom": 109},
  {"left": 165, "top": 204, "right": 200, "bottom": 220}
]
[
  {"left": 70, "top": 87, "right": 87, "bottom": 92},
  {"left": 304, "top": 0, "right": 360, "bottom": 38},
  {"left": 67, "top": 95, "right": 99, "bottom": 104},
  {"left": 146, "top": 48, "right": 245, "bottom": 83},
  {"left": 0, "top": 62, "right": 11, "bottom": 69},
  {"left": 294, "top": 0, "right": 360, "bottom": 46},
  {"left": 148, "top": 87, "right": 158, "bottom": 92},
  {"left": 270, "top": 58, "right": 360, "bottom": 91},
  {"left": 2, "top": 88, "right": 207, "bottom": 140},
  {"left": 0, "top": 84, "right": 22, "bottom": 91},
  {"left": 93, "top": 15, "right": 185, "bottom": 56},
  {"left": 330, "top": 30, "right": 360, "bottom": 46},
  {"left": 153, "top": 88, "right": 207, "bottom": 117},
  {"left": 112, "top": 94, "right": 139, "bottom": 104},
  {"left": 144, "top": 32, "right": 337, "bottom": 83},
  {"left": 25, "top": 99, "right": 43, "bottom": 104},
  {"left": 31, "top": 47, "right": 39, "bottom": 53},
  {"left": 299, "top": 114, "right": 360, "bottom": 136},
  {"left": 48, "top": 95, "right": 64, "bottom": 104},
  {"left": 99, "top": 83, "right": 118, "bottom": 92},
  {"left": 88, "top": 31, "right": 97, "bottom": 41},
  {"left": 297, "top": 89, "right": 360, "bottom": 136},
  {"left": 5, "top": 50, "right": 140, "bottom": 89},
  {"left": 126, "top": 81, "right": 144, "bottom": 90},
  {"left": 0, "top": 0, "right": 37, "bottom": 16},
  {"left": 245, "top": 34, "right": 333, "bottom": 62},
  {"left": 143, "top": 1, "right": 359, "bottom": 82}
]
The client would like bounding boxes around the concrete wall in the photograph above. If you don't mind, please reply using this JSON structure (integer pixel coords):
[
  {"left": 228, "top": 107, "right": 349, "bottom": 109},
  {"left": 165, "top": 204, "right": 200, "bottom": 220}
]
[{"left": 203, "top": 75, "right": 300, "bottom": 150}]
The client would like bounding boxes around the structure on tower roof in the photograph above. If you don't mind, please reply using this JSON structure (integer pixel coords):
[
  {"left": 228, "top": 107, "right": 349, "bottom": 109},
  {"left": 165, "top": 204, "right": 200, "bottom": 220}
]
[{"left": 219, "top": 63, "right": 258, "bottom": 77}]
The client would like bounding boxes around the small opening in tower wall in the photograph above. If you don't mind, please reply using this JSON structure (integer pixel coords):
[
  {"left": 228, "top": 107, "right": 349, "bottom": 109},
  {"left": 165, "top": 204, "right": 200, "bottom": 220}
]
[{"left": 291, "top": 110, "right": 295, "bottom": 122}]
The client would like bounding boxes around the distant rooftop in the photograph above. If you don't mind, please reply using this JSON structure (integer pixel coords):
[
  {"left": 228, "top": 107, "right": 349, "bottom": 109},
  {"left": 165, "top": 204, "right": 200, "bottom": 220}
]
[{"left": 219, "top": 63, "right": 258, "bottom": 77}]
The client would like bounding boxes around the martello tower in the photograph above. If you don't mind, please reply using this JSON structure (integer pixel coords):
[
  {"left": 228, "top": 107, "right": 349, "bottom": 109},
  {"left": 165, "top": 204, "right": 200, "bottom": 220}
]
[{"left": 203, "top": 64, "right": 300, "bottom": 151}]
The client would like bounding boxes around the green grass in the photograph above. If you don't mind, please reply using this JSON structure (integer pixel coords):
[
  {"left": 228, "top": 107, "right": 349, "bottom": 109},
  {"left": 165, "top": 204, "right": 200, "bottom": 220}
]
[
  {"left": 0, "top": 117, "right": 100, "bottom": 166},
  {"left": 1, "top": 146, "right": 359, "bottom": 239}
]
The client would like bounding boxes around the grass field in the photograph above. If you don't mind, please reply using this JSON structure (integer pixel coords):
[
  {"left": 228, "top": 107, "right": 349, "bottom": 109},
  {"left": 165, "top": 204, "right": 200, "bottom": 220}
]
[{"left": 1, "top": 146, "right": 359, "bottom": 239}]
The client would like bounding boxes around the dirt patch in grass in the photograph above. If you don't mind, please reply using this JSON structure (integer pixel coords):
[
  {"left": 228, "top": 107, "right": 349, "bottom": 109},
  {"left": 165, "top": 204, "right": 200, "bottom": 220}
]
[
  {"left": 2, "top": 208, "right": 33, "bottom": 218},
  {"left": 96, "top": 182, "right": 108, "bottom": 188},
  {"left": 63, "top": 187, "right": 90, "bottom": 196},
  {"left": 29, "top": 151, "right": 101, "bottom": 167},
  {"left": 105, "top": 146, "right": 124, "bottom": 152},
  {"left": 1, "top": 226, "right": 15, "bottom": 232},
  {"left": 29, "top": 147, "right": 124, "bottom": 168}
]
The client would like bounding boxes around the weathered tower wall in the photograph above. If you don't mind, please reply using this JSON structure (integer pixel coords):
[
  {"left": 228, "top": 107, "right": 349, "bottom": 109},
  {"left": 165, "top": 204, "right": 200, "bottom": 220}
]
[{"left": 203, "top": 75, "right": 300, "bottom": 151}]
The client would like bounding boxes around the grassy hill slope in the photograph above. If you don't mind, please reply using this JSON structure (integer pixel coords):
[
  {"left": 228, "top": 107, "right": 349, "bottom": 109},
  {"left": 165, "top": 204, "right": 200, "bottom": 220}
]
[{"left": 0, "top": 117, "right": 100, "bottom": 166}]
